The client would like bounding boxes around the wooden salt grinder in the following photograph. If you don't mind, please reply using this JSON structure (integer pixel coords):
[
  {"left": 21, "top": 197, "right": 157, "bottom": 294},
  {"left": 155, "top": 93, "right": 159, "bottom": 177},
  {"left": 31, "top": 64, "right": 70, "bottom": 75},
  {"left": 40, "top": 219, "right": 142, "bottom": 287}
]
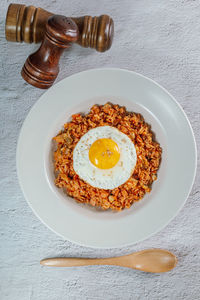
[
  {"left": 21, "top": 15, "right": 79, "bottom": 89},
  {"left": 6, "top": 3, "right": 114, "bottom": 52}
]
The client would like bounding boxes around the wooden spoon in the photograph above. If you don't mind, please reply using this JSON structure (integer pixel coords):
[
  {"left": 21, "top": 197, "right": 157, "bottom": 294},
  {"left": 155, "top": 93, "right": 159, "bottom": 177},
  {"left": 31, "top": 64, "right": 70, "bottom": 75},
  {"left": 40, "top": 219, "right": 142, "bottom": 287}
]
[{"left": 40, "top": 249, "right": 177, "bottom": 273}]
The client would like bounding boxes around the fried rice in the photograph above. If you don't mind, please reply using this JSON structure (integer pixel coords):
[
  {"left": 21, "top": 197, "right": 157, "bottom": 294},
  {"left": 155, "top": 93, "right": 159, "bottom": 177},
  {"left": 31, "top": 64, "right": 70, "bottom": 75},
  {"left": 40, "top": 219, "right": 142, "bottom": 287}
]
[{"left": 53, "top": 103, "right": 162, "bottom": 211}]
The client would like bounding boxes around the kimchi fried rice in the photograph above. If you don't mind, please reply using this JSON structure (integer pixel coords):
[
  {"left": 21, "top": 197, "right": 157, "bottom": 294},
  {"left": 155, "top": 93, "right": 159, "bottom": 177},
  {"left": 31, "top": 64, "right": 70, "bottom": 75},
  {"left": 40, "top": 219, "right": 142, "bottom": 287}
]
[{"left": 53, "top": 103, "right": 162, "bottom": 211}]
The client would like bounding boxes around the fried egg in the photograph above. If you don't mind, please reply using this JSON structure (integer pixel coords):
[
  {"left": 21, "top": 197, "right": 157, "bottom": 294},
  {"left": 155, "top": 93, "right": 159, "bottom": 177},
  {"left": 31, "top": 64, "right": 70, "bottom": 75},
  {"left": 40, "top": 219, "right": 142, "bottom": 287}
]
[{"left": 73, "top": 126, "right": 137, "bottom": 189}]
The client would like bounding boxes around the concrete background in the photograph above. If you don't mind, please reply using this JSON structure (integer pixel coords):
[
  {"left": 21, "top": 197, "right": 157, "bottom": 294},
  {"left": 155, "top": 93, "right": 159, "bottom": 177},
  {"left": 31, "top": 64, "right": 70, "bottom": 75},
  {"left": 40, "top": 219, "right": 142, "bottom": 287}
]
[{"left": 0, "top": 0, "right": 200, "bottom": 299}]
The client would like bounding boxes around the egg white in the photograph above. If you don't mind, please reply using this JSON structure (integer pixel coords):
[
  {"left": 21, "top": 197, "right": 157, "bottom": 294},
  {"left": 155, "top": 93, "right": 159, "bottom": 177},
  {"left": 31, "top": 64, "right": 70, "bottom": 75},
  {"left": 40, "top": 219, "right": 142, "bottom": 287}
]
[{"left": 73, "top": 126, "right": 137, "bottom": 189}]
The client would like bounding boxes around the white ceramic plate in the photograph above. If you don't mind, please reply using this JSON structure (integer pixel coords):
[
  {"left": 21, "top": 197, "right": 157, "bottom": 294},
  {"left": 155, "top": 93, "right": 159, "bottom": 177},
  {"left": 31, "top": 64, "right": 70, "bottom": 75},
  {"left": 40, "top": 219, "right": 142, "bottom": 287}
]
[{"left": 17, "top": 68, "right": 197, "bottom": 248}]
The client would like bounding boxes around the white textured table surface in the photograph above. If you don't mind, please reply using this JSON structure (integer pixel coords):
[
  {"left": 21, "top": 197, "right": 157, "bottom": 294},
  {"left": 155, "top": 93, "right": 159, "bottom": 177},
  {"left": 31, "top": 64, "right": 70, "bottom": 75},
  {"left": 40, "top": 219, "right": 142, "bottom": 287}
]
[{"left": 1, "top": 0, "right": 200, "bottom": 299}]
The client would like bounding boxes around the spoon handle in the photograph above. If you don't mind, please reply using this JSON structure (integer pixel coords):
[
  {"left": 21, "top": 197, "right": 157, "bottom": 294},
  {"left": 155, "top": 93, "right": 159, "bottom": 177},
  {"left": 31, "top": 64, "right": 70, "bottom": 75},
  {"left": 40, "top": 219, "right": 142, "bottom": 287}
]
[{"left": 40, "top": 256, "right": 130, "bottom": 268}]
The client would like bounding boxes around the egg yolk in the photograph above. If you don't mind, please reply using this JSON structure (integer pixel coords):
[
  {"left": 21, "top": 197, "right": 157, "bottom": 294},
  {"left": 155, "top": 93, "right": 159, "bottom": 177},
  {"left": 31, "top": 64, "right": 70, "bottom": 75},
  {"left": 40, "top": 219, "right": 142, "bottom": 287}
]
[{"left": 89, "top": 138, "right": 120, "bottom": 169}]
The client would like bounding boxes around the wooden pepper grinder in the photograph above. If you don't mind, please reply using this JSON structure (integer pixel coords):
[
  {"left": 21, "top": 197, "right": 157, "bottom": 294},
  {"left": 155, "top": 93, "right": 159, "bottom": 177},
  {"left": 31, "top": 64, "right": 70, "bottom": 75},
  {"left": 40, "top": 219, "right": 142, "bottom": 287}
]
[
  {"left": 21, "top": 15, "right": 79, "bottom": 89},
  {"left": 6, "top": 3, "right": 114, "bottom": 52}
]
